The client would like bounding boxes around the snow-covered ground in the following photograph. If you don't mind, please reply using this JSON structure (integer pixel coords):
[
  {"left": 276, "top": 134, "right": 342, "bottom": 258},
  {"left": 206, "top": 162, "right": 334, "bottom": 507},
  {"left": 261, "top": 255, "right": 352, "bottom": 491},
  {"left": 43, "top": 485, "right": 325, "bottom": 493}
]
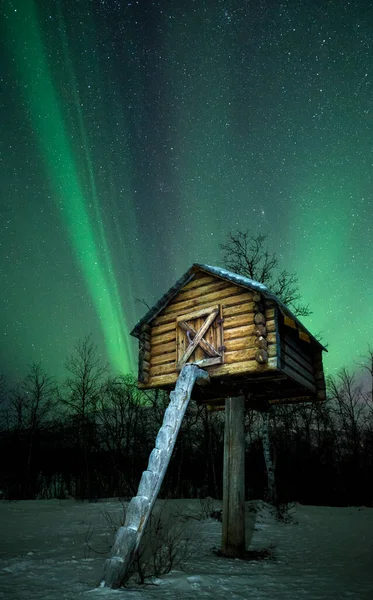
[{"left": 0, "top": 498, "right": 372, "bottom": 599}]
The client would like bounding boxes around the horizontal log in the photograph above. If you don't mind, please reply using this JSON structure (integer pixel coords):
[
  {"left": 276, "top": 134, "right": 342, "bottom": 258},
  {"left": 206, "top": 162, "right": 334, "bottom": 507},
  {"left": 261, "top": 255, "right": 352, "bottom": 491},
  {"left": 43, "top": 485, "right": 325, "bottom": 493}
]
[
  {"left": 224, "top": 325, "right": 255, "bottom": 340},
  {"left": 203, "top": 356, "right": 278, "bottom": 377},
  {"left": 138, "top": 373, "right": 177, "bottom": 388},
  {"left": 141, "top": 356, "right": 280, "bottom": 389},
  {"left": 225, "top": 334, "right": 276, "bottom": 352},
  {"left": 225, "top": 337, "right": 253, "bottom": 352},
  {"left": 150, "top": 361, "right": 177, "bottom": 377},
  {"left": 225, "top": 348, "right": 257, "bottom": 363},
  {"left": 176, "top": 280, "right": 231, "bottom": 302},
  {"left": 153, "top": 291, "right": 254, "bottom": 327},
  {"left": 151, "top": 340, "right": 175, "bottom": 355},
  {"left": 266, "top": 308, "right": 275, "bottom": 319},
  {"left": 222, "top": 301, "right": 255, "bottom": 318},
  {"left": 224, "top": 312, "right": 254, "bottom": 329},
  {"left": 176, "top": 304, "right": 219, "bottom": 323},
  {"left": 151, "top": 351, "right": 176, "bottom": 366},
  {"left": 267, "top": 320, "right": 276, "bottom": 333},
  {"left": 161, "top": 289, "right": 253, "bottom": 318},
  {"left": 225, "top": 345, "right": 277, "bottom": 364},
  {"left": 179, "top": 274, "right": 216, "bottom": 292},
  {"left": 151, "top": 321, "right": 176, "bottom": 336},
  {"left": 150, "top": 320, "right": 276, "bottom": 353},
  {"left": 152, "top": 330, "right": 175, "bottom": 346}
]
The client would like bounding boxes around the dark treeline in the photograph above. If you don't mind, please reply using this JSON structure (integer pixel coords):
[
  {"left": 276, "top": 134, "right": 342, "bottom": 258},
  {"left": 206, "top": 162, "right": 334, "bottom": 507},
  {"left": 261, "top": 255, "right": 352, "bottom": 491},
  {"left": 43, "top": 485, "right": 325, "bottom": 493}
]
[{"left": 0, "top": 339, "right": 373, "bottom": 506}]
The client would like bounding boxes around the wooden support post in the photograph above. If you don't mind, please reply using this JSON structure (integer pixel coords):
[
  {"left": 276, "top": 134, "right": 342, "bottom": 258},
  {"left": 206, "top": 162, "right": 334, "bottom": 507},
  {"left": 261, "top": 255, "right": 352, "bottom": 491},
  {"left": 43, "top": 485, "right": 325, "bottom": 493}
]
[{"left": 222, "top": 395, "right": 246, "bottom": 558}]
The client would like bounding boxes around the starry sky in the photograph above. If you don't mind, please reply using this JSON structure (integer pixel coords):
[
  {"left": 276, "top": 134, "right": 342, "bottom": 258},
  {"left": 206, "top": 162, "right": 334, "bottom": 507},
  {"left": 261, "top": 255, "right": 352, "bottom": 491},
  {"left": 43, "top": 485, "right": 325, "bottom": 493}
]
[{"left": 1, "top": 0, "right": 373, "bottom": 384}]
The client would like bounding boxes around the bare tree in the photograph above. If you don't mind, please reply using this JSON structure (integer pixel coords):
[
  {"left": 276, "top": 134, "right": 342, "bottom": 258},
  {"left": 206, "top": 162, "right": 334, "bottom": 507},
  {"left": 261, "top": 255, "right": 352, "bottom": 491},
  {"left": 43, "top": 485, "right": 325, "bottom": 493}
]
[
  {"left": 220, "top": 231, "right": 311, "bottom": 317},
  {"left": 98, "top": 375, "right": 152, "bottom": 496},
  {"left": 61, "top": 336, "right": 108, "bottom": 498},
  {"left": 357, "top": 345, "right": 373, "bottom": 403},
  {"left": 220, "top": 230, "right": 312, "bottom": 504},
  {"left": 6, "top": 363, "right": 56, "bottom": 496}
]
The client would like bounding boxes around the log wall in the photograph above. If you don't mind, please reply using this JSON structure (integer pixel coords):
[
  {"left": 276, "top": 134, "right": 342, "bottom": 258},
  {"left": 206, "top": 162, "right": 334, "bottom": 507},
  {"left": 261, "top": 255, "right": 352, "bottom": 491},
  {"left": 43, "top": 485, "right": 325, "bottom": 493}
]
[{"left": 140, "top": 272, "right": 278, "bottom": 389}]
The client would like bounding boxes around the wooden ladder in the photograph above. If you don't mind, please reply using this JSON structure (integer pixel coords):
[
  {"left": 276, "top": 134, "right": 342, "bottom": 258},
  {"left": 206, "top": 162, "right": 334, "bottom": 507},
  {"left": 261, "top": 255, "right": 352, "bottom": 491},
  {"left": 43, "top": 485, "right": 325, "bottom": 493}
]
[{"left": 101, "top": 364, "right": 209, "bottom": 589}]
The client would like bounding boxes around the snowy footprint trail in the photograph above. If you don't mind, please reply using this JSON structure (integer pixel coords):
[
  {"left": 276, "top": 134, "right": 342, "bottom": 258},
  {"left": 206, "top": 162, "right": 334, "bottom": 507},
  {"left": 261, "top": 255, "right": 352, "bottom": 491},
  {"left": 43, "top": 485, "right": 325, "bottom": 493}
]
[{"left": 0, "top": 499, "right": 372, "bottom": 600}]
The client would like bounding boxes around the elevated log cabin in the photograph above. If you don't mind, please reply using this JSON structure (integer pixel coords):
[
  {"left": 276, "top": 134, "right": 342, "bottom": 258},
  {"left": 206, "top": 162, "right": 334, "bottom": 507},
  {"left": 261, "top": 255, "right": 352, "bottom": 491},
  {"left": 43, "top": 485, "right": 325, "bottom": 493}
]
[{"left": 131, "top": 264, "right": 326, "bottom": 409}]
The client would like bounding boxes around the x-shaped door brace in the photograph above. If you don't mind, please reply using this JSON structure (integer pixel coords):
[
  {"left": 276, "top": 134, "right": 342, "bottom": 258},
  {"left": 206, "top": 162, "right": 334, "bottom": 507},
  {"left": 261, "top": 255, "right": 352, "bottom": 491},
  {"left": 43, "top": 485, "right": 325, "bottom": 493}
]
[{"left": 176, "top": 306, "right": 223, "bottom": 369}]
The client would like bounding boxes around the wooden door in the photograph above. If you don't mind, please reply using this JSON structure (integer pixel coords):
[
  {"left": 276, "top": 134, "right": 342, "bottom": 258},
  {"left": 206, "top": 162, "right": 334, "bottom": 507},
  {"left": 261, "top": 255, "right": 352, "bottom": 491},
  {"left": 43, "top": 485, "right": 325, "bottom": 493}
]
[{"left": 176, "top": 304, "right": 224, "bottom": 370}]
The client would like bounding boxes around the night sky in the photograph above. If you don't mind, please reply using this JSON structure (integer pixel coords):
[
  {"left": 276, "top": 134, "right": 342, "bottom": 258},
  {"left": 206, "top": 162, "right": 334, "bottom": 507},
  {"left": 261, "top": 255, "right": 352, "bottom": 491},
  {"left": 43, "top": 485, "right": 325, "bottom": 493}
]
[{"left": 1, "top": 0, "right": 373, "bottom": 384}]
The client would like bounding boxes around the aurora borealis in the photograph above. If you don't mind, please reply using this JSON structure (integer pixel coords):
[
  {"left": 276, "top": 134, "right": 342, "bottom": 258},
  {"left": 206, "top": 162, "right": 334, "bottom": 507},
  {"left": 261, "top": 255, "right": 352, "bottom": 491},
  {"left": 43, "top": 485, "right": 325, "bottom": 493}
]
[{"left": 1, "top": 0, "right": 373, "bottom": 383}]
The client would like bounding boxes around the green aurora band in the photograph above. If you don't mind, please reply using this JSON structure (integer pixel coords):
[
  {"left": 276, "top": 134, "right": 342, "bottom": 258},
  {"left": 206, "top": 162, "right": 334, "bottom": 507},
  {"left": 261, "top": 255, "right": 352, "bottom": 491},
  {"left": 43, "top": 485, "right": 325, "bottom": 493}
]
[{"left": 6, "top": 1, "right": 135, "bottom": 374}]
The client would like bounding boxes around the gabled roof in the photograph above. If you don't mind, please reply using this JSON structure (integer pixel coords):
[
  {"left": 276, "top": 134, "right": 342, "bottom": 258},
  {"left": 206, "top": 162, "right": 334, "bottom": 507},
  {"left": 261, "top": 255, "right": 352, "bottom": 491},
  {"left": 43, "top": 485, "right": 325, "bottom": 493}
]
[{"left": 130, "top": 264, "right": 326, "bottom": 350}]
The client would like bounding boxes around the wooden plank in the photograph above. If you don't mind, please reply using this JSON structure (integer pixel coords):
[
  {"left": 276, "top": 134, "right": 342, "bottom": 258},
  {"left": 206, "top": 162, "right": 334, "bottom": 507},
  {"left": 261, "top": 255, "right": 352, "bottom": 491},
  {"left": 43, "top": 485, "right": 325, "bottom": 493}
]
[
  {"left": 282, "top": 342, "right": 313, "bottom": 374},
  {"left": 284, "top": 354, "right": 315, "bottom": 385},
  {"left": 283, "top": 334, "right": 312, "bottom": 363},
  {"left": 222, "top": 396, "right": 245, "bottom": 558},
  {"left": 282, "top": 365, "right": 317, "bottom": 393},
  {"left": 194, "top": 316, "right": 205, "bottom": 362},
  {"left": 189, "top": 356, "right": 222, "bottom": 368},
  {"left": 103, "top": 365, "right": 209, "bottom": 588},
  {"left": 266, "top": 307, "right": 275, "bottom": 319}
]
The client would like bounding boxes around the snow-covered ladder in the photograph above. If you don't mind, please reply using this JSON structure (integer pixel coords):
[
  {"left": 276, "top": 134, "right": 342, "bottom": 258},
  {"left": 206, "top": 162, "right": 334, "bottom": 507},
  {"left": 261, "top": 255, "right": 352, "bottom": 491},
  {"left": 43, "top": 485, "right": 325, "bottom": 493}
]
[{"left": 101, "top": 364, "right": 210, "bottom": 589}]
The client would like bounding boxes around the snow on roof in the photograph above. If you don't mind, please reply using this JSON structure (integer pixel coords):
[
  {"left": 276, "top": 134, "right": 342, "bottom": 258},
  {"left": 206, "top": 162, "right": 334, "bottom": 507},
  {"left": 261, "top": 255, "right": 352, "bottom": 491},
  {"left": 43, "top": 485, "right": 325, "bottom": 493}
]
[{"left": 199, "top": 264, "right": 269, "bottom": 293}]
